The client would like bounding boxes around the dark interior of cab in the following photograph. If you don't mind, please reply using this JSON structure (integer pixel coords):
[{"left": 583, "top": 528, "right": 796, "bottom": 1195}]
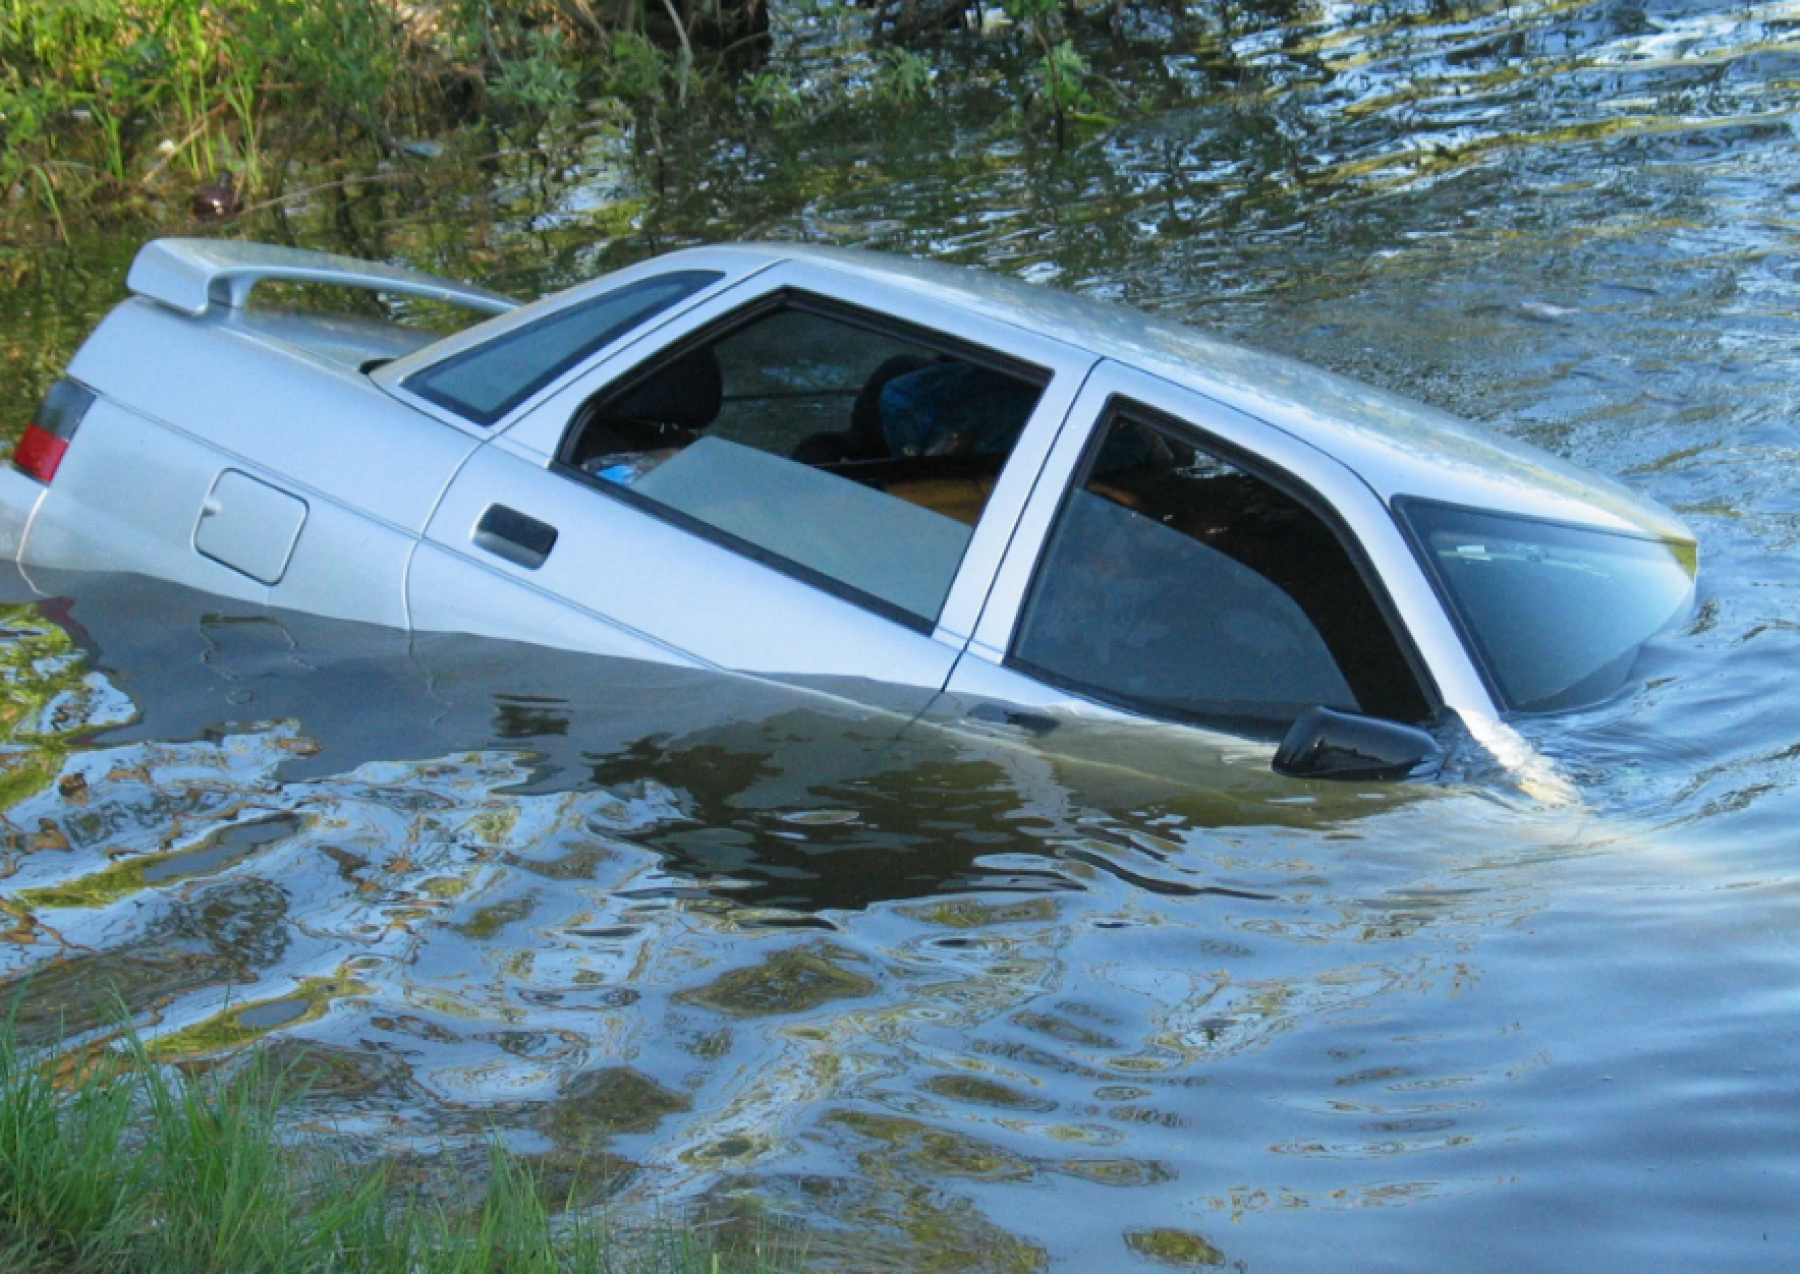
[
  {"left": 1018, "top": 413, "right": 1430, "bottom": 726},
  {"left": 564, "top": 312, "right": 1038, "bottom": 528}
]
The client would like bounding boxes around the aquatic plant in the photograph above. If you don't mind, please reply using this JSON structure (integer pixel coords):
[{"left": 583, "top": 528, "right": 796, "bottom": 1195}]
[{"left": 999, "top": 0, "right": 1101, "bottom": 149}]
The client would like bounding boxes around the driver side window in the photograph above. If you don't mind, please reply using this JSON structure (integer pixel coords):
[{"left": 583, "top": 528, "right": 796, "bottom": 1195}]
[{"left": 558, "top": 297, "right": 1046, "bottom": 627}]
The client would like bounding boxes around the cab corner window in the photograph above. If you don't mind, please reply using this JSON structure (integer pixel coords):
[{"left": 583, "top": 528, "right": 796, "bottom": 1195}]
[
  {"left": 1010, "top": 406, "right": 1429, "bottom": 733},
  {"left": 558, "top": 299, "right": 1046, "bottom": 626},
  {"left": 405, "top": 270, "right": 721, "bottom": 426}
]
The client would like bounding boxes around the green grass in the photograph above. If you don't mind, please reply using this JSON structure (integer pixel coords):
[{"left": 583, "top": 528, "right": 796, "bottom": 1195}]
[
  {"left": 0, "top": 0, "right": 680, "bottom": 238},
  {"left": 0, "top": 1012, "right": 798, "bottom": 1274}
]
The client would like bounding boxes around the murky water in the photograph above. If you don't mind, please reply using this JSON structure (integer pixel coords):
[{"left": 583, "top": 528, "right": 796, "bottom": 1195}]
[{"left": 7, "top": 0, "right": 1800, "bottom": 1267}]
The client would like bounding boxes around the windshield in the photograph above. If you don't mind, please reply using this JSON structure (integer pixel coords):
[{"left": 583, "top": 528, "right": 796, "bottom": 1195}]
[{"left": 1398, "top": 499, "right": 1697, "bottom": 714}]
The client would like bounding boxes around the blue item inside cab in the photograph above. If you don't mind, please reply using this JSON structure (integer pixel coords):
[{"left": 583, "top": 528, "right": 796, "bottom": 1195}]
[
  {"left": 880, "top": 363, "right": 1039, "bottom": 457},
  {"left": 876, "top": 361, "right": 1149, "bottom": 473}
]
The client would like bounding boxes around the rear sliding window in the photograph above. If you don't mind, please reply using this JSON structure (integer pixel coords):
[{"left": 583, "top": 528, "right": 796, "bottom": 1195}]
[
  {"left": 1398, "top": 499, "right": 1696, "bottom": 714},
  {"left": 404, "top": 270, "right": 720, "bottom": 426}
]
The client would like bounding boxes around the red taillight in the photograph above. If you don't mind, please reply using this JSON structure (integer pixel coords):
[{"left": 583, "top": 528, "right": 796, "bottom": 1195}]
[
  {"left": 14, "top": 378, "right": 93, "bottom": 485},
  {"left": 14, "top": 423, "right": 69, "bottom": 483}
]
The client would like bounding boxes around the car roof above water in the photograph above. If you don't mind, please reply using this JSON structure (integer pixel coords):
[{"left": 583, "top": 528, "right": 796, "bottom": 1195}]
[
  {"left": 765, "top": 244, "right": 1691, "bottom": 544},
  {"left": 398, "top": 241, "right": 1692, "bottom": 545}
]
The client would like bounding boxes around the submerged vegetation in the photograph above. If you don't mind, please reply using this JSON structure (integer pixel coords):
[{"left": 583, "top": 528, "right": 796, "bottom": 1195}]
[
  {"left": 0, "top": 1012, "right": 798, "bottom": 1274},
  {"left": 0, "top": 0, "right": 697, "bottom": 236},
  {"left": 0, "top": 0, "right": 1305, "bottom": 245}
]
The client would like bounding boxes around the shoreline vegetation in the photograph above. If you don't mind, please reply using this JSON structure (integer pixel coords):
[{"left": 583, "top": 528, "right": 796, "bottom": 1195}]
[
  {"left": 0, "top": 0, "right": 1132, "bottom": 247},
  {"left": 0, "top": 1012, "right": 797, "bottom": 1274},
  {"left": 0, "top": 0, "right": 757, "bottom": 241}
]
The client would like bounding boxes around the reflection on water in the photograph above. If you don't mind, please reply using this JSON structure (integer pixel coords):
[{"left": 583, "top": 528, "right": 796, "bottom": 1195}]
[
  {"left": 0, "top": 565, "right": 1706, "bottom": 1271},
  {"left": 8, "top": 0, "right": 1800, "bottom": 1267}
]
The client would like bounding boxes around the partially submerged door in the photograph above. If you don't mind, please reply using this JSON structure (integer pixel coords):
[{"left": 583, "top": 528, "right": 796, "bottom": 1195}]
[
  {"left": 413, "top": 261, "right": 1095, "bottom": 704},
  {"left": 946, "top": 361, "right": 1467, "bottom": 733}
]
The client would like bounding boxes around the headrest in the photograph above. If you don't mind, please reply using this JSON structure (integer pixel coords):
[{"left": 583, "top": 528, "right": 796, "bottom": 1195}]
[{"left": 609, "top": 346, "right": 722, "bottom": 430}]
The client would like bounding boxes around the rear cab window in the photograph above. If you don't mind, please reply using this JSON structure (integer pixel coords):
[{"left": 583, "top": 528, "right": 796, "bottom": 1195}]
[
  {"left": 403, "top": 271, "right": 722, "bottom": 426},
  {"left": 1396, "top": 499, "right": 1697, "bottom": 714},
  {"left": 1009, "top": 401, "right": 1432, "bottom": 735}
]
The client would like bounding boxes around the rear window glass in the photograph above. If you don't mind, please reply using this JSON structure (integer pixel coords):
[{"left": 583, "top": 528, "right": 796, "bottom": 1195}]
[
  {"left": 405, "top": 271, "right": 720, "bottom": 425},
  {"left": 1398, "top": 499, "right": 1696, "bottom": 714}
]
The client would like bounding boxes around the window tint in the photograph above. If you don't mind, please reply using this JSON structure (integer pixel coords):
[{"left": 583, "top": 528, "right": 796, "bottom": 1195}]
[
  {"left": 1012, "top": 408, "right": 1428, "bottom": 732},
  {"left": 405, "top": 271, "right": 720, "bottom": 425},
  {"left": 560, "top": 301, "right": 1045, "bottom": 625},
  {"left": 1398, "top": 500, "right": 1696, "bottom": 713}
]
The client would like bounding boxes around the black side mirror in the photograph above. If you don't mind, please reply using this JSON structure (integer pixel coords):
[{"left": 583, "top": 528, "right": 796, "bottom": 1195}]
[{"left": 1273, "top": 706, "right": 1439, "bottom": 782}]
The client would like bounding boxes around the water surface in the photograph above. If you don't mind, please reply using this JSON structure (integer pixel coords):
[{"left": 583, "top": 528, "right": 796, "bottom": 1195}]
[{"left": 6, "top": 0, "right": 1800, "bottom": 1268}]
